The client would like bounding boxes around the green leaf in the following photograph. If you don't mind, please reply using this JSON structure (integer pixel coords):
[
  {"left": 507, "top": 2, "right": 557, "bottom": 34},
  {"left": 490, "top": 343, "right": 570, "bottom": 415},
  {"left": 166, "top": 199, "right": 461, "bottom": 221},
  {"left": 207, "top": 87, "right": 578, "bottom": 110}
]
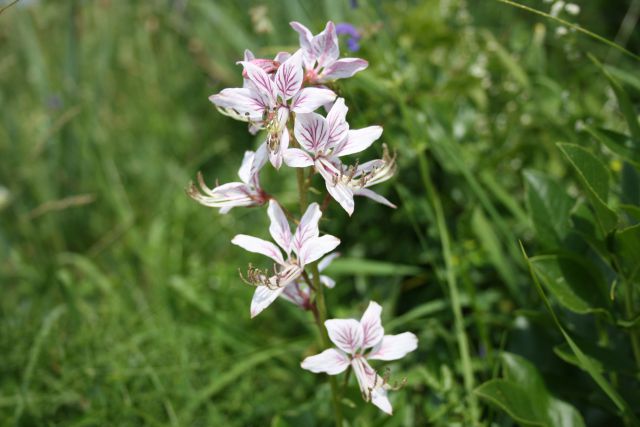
[
  {"left": 528, "top": 254, "right": 610, "bottom": 316},
  {"left": 521, "top": 243, "right": 639, "bottom": 424},
  {"left": 475, "top": 352, "right": 585, "bottom": 427},
  {"left": 554, "top": 340, "right": 635, "bottom": 376},
  {"left": 324, "top": 258, "right": 422, "bottom": 276},
  {"left": 586, "top": 127, "right": 640, "bottom": 168},
  {"left": 613, "top": 224, "right": 640, "bottom": 280},
  {"left": 558, "top": 143, "right": 618, "bottom": 232},
  {"left": 524, "top": 170, "right": 575, "bottom": 248}
]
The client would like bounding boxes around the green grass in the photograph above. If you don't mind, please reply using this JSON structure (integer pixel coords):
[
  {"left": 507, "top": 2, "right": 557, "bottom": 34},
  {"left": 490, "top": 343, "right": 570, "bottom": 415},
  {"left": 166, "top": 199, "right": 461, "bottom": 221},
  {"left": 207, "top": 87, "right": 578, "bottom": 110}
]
[{"left": 1, "top": 0, "right": 639, "bottom": 425}]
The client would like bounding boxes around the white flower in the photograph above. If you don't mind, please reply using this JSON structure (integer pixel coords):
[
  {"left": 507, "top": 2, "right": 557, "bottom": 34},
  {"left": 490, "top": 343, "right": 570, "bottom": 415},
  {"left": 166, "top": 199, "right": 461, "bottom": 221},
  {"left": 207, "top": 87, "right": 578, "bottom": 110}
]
[
  {"left": 301, "top": 301, "right": 418, "bottom": 414},
  {"left": 290, "top": 21, "right": 368, "bottom": 84},
  {"left": 283, "top": 98, "right": 396, "bottom": 215},
  {"left": 232, "top": 200, "right": 340, "bottom": 317},
  {"left": 187, "top": 148, "right": 268, "bottom": 213},
  {"left": 210, "top": 50, "right": 336, "bottom": 169},
  {"left": 280, "top": 252, "right": 339, "bottom": 309}
]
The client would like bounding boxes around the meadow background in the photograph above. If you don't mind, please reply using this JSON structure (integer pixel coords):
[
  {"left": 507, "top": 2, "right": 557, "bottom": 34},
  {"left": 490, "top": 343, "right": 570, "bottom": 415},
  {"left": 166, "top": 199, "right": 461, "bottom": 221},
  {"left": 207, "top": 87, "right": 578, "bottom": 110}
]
[{"left": 1, "top": 0, "right": 640, "bottom": 426}]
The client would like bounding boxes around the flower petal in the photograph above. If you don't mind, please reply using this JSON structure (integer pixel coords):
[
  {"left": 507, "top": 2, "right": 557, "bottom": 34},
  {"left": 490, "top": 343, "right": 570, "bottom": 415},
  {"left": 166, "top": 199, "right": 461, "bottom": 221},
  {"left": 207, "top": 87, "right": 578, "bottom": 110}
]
[
  {"left": 326, "top": 180, "right": 354, "bottom": 216},
  {"left": 250, "top": 285, "right": 286, "bottom": 318},
  {"left": 320, "top": 58, "right": 368, "bottom": 81},
  {"left": 268, "top": 126, "right": 289, "bottom": 169},
  {"left": 351, "top": 357, "right": 379, "bottom": 396},
  {"left": 294, "top": 112, "right": 329, "bottom": 153},
  {"left": 334, "top": 126, "right": 383, "bottom": 157},
  {"left": 268, "top": 200, "right": 292, "bottom": 254},
  {"left": 274, "top": 50, "right": 303, "bottom": 101},
  {"left": 325, "top": 318, "right": 363, "bottom": 354},
  {"left": 290, "top": 21, "right": 313, "bottom": 51},
  {"left": 353, "top": 188, "right": 397, "bottom": 208},
  {"left": 280, "top": 281, "right": 309, "bottom": 307},
  {"left": 299, "top": 235, "right": 341, "bottom": 266},
  {"left": 301, "top": 348, "right": 350, "bottom": 375},
  {"left": 291, "top": 87, "right": 336, "bottom": 113},
  {"left": 326, "top": 98, "right": 349, "bottom": 148},
  {"left": 237, "top": 151, "right": 256, "bottom": 184},
  {"left": 319, "top": 274, "right": 336, "bottom": 288},
  {"left": 283, "top": 148, "right": 314, "bottom": 168},
  {"left": 367, "top": 332, "right": 418, "bottom": 361},
  {"left": 231, "top": 235, "right": 284, "bottom": 265},
  {"left": 292, "top": 202, "right": 322, "bottom": 255},
  {"left": 240, "top": 61, "right": 276, "bottom": 104},
  {"left": 318, "top": 252, "right": 339, "bottom": 272},
  {"left": 371, "top": 387, "right": 393, "bottom": 415},
  {"left": 209, "top": 87, "right": 265, "bottom": 121},
  {"left": 360, "top": 301, "right": 384, "bottom": 349},
  {"left": 312, "top": 21, "right": 339, "bottom": 68}
]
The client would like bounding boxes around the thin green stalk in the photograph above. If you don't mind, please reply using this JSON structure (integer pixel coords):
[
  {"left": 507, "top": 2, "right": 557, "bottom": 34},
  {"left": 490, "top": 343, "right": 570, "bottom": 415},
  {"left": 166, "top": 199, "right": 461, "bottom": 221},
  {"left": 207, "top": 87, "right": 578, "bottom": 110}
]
[
  {"left": 292, "top": 130, "right": 343, "bottom": 427},
  {"left": 418, "top": 152, "right": 479, "bottom": 424}
]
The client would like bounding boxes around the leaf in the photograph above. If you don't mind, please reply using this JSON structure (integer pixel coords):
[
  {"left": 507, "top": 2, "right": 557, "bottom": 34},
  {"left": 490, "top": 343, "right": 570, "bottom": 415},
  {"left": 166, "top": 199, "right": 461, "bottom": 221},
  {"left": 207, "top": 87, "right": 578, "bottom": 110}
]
[
  {"left": 324, "top": 258, "right": 421, "bottom": 276},
  {"left": 558, "top": 143, "right": 618, "bottom": 232},
  {"left": 529, "top": 254, "right": 610, "bottom": 316},
  {"left": 586, "top": 127, "right": 640, "bottom": 168},
  {"left": 554, "top": 341, "right": 635, "bottom": 376},
  {"left": 524, "top": 170, "right": 575, "bottom": 248},
  {"left": 521, "top": 243, "right": 638, "bottom": 423},
  {"left": 475, "top": 352, "right": 585, "bottom": 427},
  {"left": 612, "top": 224, "right": 640, "bottom": 280}
]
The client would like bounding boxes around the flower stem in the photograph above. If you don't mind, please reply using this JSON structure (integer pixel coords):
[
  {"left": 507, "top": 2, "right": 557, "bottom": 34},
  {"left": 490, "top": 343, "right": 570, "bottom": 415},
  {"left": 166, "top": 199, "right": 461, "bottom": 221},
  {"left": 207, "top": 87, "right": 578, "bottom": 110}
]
[{"left": 292, "top": 129, "right": 343, "bottom": 427}]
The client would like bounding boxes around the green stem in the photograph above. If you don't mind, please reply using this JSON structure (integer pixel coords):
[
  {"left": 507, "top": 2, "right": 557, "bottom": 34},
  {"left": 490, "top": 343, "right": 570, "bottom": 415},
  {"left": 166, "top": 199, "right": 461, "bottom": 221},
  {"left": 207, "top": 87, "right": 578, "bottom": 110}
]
[
  {"left": 292, "top": 130, "right": 343, "bottom": 427},
  {"left": 418, "top": 152, "right": 479, "bottom": 424}
]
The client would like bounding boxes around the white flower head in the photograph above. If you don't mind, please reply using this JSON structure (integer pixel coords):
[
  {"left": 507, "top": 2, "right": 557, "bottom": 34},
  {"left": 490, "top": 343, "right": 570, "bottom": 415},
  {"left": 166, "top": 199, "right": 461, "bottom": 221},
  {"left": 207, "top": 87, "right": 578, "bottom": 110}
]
[
  {"left": 187, "top": 148, "right": 268, "bottom": 213},
  {"left": 232, "top": 200, "right": 340, "bottom": 318},
  {"left": 301, "top": 301, "right": 418, "bottom": 414}
]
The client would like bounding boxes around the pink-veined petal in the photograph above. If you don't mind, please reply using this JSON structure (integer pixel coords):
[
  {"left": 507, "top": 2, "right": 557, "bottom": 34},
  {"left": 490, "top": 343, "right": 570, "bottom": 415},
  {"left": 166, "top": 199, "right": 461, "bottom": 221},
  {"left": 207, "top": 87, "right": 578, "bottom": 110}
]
[
  {"left": 250, "top": 285, "right": 286, "bottom": 318},
  {"left": 290, "top": 21, "right": 313, "bottom": 51},
  {"left": 292, "top": 202, "right": 322, "bottom": 255},
  {"left": 367, "top": 332, "right": 418, "bottom": 361},
  {"left": 274, "top": 50, "right": 303, "bottom": 101},
  {"left": 318, "top": 252, "right": 339, "bottom": 272},
  {"left": 240, "top": 61, "right": 276, "bottom": 104},
  {"left": 360, "top": 301, "right": 384, "bottom": 349},
  {"left": 353, "top": 188, "right": 397, "bottom": 208},
  {"left": 299, "top": 235, "right": 341, "bottom": 266},
  {"left": 268, "top": 200, "right": 292, "bottom": 254},
  {"left": 325, "top": 319, "right": 363, "bottom": 354},
  {"left": 320, "top": 58, "right": 368, "bottom": 82},
  {"left": 274, "top": 51, "right": 291, "bottom": 63},
  {"left": 326, "top": 180, "right": 354, "bottom": 216},
  {"left": 301, "top": 348, "right": 350, "bottom": 375},
  {"left": 351, "top": 357, "right": 379, "bottom": 396},
  {"left": 231, "top": 235, "right": 284, "bottom": 265},
  {"left": 280, "top": 281, "right": 309, "bottom": 307},
  {"left": 371, "top": 387, "right": 393, "bottom": 415},
  {"left": 294, "top": 113, "right": 329, "bottom": 153},
  {"left": 268, "top": 126, "right": 289, "bottom": 169},
  {"left": 334, "top": 126, "right": 383, "bottom": 157},
  {"left": 312, "top": 21, "right": 339, "bottom": 68},
  {"left": 326, "top": 98, "right": 349, "bottom": 148},
  {"left": 283, "top": 148, "right": 314, "bottom": 168},
  {"left": 291, "top": 87, "right": 336, "bottom": 113}
]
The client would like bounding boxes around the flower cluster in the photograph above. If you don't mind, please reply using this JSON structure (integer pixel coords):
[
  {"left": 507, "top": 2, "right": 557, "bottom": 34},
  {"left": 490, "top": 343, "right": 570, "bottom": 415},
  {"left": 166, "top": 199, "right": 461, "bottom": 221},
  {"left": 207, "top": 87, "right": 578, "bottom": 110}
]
[{"left": 188, "top": 21, "right": 416, "bottom": 417}]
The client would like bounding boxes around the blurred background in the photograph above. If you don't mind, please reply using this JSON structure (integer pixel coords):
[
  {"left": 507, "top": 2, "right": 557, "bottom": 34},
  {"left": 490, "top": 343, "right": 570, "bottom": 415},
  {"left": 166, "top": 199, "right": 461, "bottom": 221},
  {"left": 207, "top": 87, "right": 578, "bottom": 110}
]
[{"left": 1, "top": 0, "right": 639, "bottom": 426}]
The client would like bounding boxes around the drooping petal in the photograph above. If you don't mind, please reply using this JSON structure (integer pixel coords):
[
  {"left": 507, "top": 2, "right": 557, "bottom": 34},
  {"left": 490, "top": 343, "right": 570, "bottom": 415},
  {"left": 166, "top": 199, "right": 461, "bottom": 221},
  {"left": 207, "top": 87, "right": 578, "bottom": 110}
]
[
  {"left": 360, "top": 301, "right": 384, "bottom": 349},
  {"left": 370, "top": 387, "right": 393, "bottom": 415},
  {"left": 290, "top": 21, "right": 313, "bottom": 52},
  {"left": 231, "top": 235, "right": 285, "bottom": 265},
  {"left": 326, "top": 98, "right": 349, "bottom": 148},
  {"left": 268, "top": 126, "right": 289, "bottom": 169},
  {"left": 326, "top": 180, "right": 355, "bottom": 216},
  {"left": 274, "top": 50, "right": 303, "bottom": 101},
  {"left": 319, "top": 274, "right": 336, "bottom": 288},
  {"left": 283, "top": 148, "right": 314, "bottom": 168},
  {"left": 294, "top": 113, "right": 329, "bottom": 153},
  {"left": 240, "top": 61, "right": 276, "bottom": 104},
  {"left": 250, "top": 285, "right": 286, "bottom": 318},
  {"left": 334, "top": 126, "right": 383, "bottom": 157},
  {"left": 237, "top": 151, "right": 256, "bottom": 184},
  {"left": 351, "top": 356, "right": 379, "bottom": 396},
  {"left": 280, "top": 281, "right": 310, "bottom": 308},
  {"left": 312, "top": 21, "right": 339, "bottom": 68},
  {"left": 301, "top": 348, "right": 350, "bottom": 375},
  {"left": 320, "top": 58, "right": 368, "bottom": 81},
  {"left": 318, "top": 252, "right": 339, "bottom": 272},
  {"left": 325, "top": 319, "right": 363, "bottom": 354},
  {"left": 209, "top": 87, "right": 265, "bottom": 121},
  {"left": 292, "top": 202, "right": 322, "bottom": 255},
  {"left": 291, "top": 87, "right": 336, "bottom": 113},
  {"left": 353, "top": 188, "right": 397, "bottom": 209},
  {"left": 268, "top": 200, "right": 292, "bottom": 254},
  {"left": 299, "top": 235, "right": 341, "bottom": 266},
  {"left": 367, "top": 332, "right": 418, "bottom": 361}
]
